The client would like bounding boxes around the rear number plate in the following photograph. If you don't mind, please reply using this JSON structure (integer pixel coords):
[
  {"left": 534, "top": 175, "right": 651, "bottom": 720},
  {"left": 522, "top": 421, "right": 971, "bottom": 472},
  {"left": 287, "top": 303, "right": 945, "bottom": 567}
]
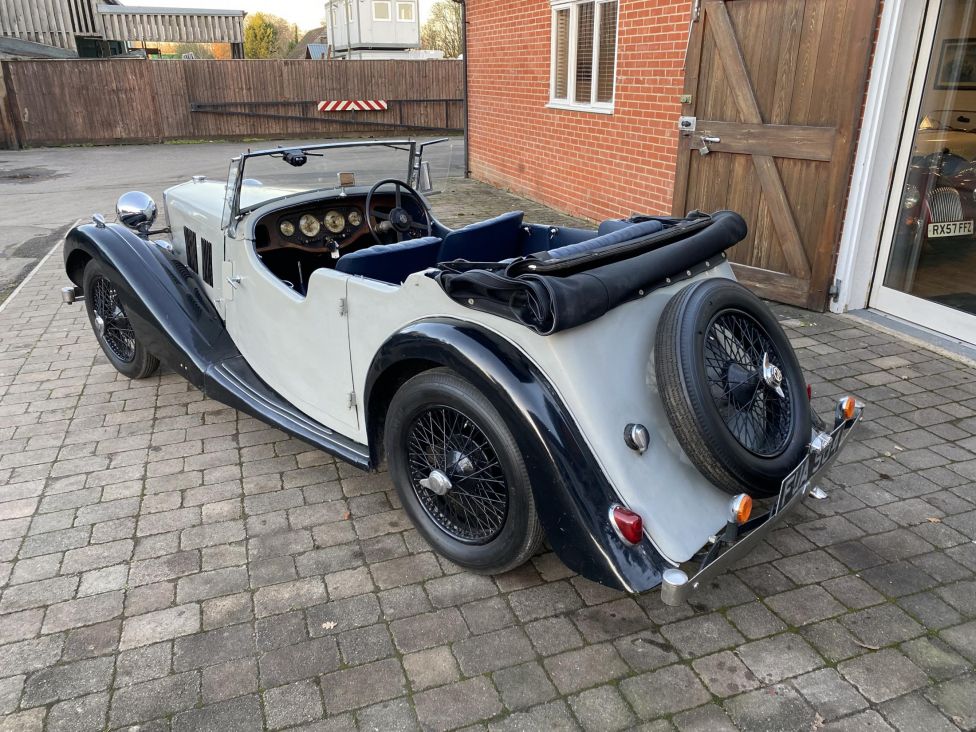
[
  {"left": 773, "top": 422, "right": 847, "bottom": 515},
  {"left": 928, "top": 220, "right": 973, "bottom": 238}
]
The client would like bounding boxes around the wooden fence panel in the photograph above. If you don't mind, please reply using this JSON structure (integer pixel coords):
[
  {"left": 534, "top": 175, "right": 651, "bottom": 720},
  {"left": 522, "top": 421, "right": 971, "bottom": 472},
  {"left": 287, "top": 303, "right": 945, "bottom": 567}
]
[{"left": 0, "top": 58, "right": 463, "bottom": 148}]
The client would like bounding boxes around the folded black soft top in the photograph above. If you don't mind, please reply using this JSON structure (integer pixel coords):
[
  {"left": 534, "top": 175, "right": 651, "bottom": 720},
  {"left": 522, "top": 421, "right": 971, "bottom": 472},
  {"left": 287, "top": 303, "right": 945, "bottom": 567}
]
[{"left": 433, "top": 210, "right": 748, "bottom": 335}]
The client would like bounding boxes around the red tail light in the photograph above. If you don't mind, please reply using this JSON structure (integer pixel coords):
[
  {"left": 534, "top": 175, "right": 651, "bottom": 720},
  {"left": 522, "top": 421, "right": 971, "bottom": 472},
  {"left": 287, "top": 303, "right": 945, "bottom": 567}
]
[
  {"left": 611, "top": 505, "right": 643, "bottom": 546},
  {"left": 806, "top": 384, "right": 812, "bottom": 401}
]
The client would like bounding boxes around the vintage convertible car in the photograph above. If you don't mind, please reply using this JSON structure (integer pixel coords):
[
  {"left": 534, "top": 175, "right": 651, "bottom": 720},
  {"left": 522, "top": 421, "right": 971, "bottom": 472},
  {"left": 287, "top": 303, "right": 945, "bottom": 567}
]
[{"left": 60, "top": 139, "right": 861, "bottom": 603}]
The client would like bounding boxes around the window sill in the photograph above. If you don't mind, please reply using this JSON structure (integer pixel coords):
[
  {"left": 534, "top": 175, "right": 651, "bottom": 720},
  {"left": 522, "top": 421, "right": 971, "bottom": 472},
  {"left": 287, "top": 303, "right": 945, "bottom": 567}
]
[{"left": 546, "top": 101, "right": 615, "bottom": 115}]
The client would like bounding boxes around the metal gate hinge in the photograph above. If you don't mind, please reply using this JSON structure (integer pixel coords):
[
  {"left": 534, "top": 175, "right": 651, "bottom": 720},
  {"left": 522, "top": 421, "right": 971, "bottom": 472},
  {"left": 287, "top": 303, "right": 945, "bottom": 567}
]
[
  {"left": 348, "top": 391, "right": 357, "bottom": 408},
  {"left": 829, "top": 278, "right": 841, "bottom": 301},
  {"left": 339, "top": 298, "right": 348, "bottom": 316}
]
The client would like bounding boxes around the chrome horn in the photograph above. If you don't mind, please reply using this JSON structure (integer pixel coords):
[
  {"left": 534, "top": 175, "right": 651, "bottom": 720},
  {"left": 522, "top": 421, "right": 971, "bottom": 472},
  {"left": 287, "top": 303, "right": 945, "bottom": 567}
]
[{"left": 116, "top": 191, "right": 157, "bottom": 234}]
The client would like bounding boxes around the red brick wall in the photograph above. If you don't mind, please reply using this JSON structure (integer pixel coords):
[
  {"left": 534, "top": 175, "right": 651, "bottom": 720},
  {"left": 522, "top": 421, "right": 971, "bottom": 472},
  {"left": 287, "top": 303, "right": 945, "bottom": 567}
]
[{"left": 465, "top": 0, "right": 691, "bottom": 222}]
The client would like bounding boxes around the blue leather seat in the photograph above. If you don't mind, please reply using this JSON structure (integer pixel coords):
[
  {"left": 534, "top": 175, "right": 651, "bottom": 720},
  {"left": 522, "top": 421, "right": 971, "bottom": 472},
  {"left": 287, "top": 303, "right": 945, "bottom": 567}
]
[
  {"left": 438, "top": 211, "right": 525, "bottom": 262},
  {"left": 543, "top": 219, "right": 665, "bottom": 260},
  {"left": 335, "top": 237, "right": 442, "bottom": 285}
]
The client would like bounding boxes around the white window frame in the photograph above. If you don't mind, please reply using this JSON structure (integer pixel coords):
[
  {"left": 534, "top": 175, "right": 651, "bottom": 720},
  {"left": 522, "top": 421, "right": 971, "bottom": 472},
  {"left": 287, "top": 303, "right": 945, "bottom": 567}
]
[
  {"left": 396, "top": 1, "right": 415, "bottom": 22},
  {"left": 373, "top": 0, "right": 392, "bottom": 22},
  {"left": 548, "top": 0, "right": 618, "bottom": 114}
]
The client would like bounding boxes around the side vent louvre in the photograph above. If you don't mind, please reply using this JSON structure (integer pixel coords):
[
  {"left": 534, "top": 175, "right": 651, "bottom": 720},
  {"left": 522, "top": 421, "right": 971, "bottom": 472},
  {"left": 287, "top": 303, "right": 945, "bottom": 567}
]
[
  {"left": 184, "top": 227, "right": 199, "bottom": 274},
  {"left": 201, "top": 239, "right": 214, "bottom": 286}
]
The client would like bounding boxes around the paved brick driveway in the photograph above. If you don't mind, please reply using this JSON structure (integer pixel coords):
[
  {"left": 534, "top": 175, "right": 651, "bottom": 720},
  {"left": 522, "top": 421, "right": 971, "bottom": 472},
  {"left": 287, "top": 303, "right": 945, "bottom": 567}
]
[{"left": 1, "top": 179, "right": 975, "bottom": 731}]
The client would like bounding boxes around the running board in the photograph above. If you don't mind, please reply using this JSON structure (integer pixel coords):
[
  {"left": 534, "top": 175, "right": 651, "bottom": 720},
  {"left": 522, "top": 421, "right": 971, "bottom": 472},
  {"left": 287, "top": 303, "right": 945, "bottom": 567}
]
[{"left": 206, "top": 356, "right": 371, "bottom": 470}]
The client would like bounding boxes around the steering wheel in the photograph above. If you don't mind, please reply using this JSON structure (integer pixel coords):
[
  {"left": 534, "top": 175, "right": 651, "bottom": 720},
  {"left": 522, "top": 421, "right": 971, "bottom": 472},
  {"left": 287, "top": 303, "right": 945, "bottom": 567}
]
[{"left": 365, "top": 179, "right": 433, "bottom": 244}]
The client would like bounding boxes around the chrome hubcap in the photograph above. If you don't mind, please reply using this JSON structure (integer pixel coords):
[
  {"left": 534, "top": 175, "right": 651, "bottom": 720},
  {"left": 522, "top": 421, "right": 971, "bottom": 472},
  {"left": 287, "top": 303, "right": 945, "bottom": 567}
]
[
  {"left": 762, "top": 352, "right": 786, "bottom": 398},
  {"left": 420, "top": 469, "right": 453, "bottom": 496}
]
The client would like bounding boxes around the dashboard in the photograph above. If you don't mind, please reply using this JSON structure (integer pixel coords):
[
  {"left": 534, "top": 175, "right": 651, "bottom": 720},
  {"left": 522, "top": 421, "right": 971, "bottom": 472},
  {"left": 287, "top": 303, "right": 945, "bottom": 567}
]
[{"left": 254, "top": 193, "right": 409, "bottom": 255}]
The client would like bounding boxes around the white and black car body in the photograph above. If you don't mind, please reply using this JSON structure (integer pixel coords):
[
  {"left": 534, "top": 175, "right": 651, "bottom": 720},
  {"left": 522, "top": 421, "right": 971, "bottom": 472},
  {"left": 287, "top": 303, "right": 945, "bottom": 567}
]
[{"left": 62, "top": 140, "right": 862, "bottom": 603}]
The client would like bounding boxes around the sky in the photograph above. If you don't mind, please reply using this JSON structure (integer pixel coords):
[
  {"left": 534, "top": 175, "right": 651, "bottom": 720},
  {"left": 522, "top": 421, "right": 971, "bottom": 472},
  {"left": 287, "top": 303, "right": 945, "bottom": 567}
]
[{"left": 133, "top": 0, "right": 436, "bottom": 31}]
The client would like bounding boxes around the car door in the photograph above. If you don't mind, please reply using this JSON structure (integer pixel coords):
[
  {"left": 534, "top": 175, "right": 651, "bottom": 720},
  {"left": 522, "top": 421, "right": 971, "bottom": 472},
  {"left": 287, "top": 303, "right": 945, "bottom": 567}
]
[{"left": 221, "top": 231, "right": 360, "bottom": 435}]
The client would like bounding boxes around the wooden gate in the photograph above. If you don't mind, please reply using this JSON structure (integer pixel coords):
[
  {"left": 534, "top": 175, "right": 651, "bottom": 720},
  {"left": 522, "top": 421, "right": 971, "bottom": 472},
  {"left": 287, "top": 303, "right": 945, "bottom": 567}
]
[{"left": 673, "top": 0, "right": 879, "bottom": 310}]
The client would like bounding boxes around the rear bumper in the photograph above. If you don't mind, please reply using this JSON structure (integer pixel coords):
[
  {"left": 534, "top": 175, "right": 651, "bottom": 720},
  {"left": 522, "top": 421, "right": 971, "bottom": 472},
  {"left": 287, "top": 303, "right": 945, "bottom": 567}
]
[{"left": 660, "top": 404, "right": 863, "bottom": 606}]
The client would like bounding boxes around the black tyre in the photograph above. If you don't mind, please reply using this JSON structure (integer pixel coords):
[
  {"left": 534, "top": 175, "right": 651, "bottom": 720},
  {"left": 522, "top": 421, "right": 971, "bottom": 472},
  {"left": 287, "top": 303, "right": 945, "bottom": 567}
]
[
  {"left": 83, "top": 260, "right": 159, "bottom": 380},
  {"left": 385, "top": 368, "right": 544, "bottom": 573},
  {"left": 655, "top": 278, "right": 810, "bottom": 498}
]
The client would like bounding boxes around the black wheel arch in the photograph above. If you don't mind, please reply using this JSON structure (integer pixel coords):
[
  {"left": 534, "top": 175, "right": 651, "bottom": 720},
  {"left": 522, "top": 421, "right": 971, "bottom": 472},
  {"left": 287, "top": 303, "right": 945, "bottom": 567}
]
[
  {"left": 63, "top": 222, "right": 236, "bottom": 389},
  {"left": 364, "top": 318, "right": 669, "bottom": 592}
]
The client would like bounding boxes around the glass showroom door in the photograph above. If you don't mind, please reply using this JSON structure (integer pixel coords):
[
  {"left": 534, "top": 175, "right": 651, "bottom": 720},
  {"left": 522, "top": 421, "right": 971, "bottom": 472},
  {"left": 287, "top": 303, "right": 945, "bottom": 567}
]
[{"left": 872, "top": 0, "right": 976, "bottom": 345}]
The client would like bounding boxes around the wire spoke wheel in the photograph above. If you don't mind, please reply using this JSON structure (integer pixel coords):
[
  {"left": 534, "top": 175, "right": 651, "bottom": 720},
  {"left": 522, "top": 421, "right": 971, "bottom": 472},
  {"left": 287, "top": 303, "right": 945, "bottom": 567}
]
[
  {"left": 406, "top": 406, "right": 509, "bottom": 544},
  {"left": 702, "top": 309, "right": 794, "bottom": 457},
  {"left": 90, "top": 276, "right": 136, "bottom": 363}
]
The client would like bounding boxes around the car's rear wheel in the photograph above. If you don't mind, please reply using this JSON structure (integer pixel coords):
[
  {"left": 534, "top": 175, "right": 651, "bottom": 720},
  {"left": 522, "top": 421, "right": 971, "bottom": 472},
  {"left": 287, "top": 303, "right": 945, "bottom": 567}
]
[
  {"left": 385, "top": 368, "right": 544, "bottom": 573},
  {"left": 655, "top": 278, "right": 810, "bottom": 498},
  {"left": 83, "top": 261, "right": 159, "bottom": 380}
]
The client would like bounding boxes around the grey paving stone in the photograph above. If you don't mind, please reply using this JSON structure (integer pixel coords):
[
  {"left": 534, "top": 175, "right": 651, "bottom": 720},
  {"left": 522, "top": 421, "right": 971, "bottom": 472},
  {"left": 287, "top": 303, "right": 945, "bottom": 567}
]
[
  {"left": 508, "top": 581, "right": 584, "bottom": 622},
  {"left": 172, "top": 622, "right": 255, "bottom": 671},
  {"left": 115, "top": 642, "right": 172, "bottom": 688},
  {"left": 109, "top": 670, "right": 200, "bottom": 728},
  {"left": 492, "top": 661, "right": 558, "bottom": 712},
  {"left": 612, "top": 630, "right": 679, "bottom": 672},
  {"left": 660, "top": 612, "right": 744, "bottom": 659},
  {"left": 941, "top": 619, "right": 976, "bottom": 663},
  {"left": 337, "top": 623, "right": 394, "bottom": 666},
  {"left": 413, "top": 676, "right": 503, "bottom": 732},
  {"left": 737, "top": 633, "right": 824, "bottom": 684},
  {"left": 119, "top": 603, "right": 200, "bottom": 649},
  {"left": 172, "top": 694, "right": 263, "bottom": 732},
  {"left": 488, "top": 700, "right": 580, "bottom": 732},
  {"left": 725, "top": 601, "right": 787, "bottom": 640},
  {"left": 425, "top": 572, "right": 497, "bottom": 608},
  {"left": 460, "top": 596, "right": 516, "bottom": 634},
  {"left": 620, "top": 663, "right": 712, "bottom": 719},
  {"left": 902, "top": 636, "right": 972, "bottom": 681},
  {"left": 263, "top": 680, "right": 324, "bottom": 730},
  {"left": 41, "top": 590, "right": 123, "bottom": 633},
  {"left": 880, "top": 692, "right": 959, "bottom": 732},
  {"left": 389, "top": 607, "right": 469, "bottom": 653},
  {"left": 253, "top": 577, "right": 327, "bottom": 618},
  {"left": 2, "top": 635, "right": 65, "bottom": 676},
  {"left": 61, "top": 619, "right": 120, "bottom": 661},
  {"left": 453, "top": 626, "right": 535, "bottom": 675},
  {"left": 725, "top": 683, "right": 816, "bottom": 731},
  {"left": 176, "top": 566, "right": 248, "bottom": 604},
  {"left": 570, "top": 598, "right": 650, "bottom": 643},
  {"left": 46, "top": 691, "right": 109, "bottom": 732},
  {"left": 0, "top": 608, "right": 43, "bottom": 645},
  {"left": 691, "top": 650, "right": 760, "bottom": 698},
  {"left": 767, "top": 584, "right": 847, "bottom": 626},
  {"left": 672, "top": 703, "right": 737, "bottom": 732},
  {"left": 403, "top": 646, "right": 460, "bottom": 691},
  {"left": 792, "top": 668, "right": 869, "bottom": 721},
  {"left": 524, "top": 616, "right": 584, "bottom": 656},
  {"left": 838, "top": 649, "right": 929, "bottom": 703},
  {"left": 544, "top": 643, "right": 629, "bottom": 695},
  {"left": 258, "top": 637, "right": 340, "bottom": 687},
  {"left": 822, "top": 709, "right": 896, "bottom": 731},
  {"left": 0, "top": 574, "right": 78, "bottom": 612},
  {"left": 568, "top": 685, "right": 637, "bottom": 732},
  {"left": 201, "top": 657, "right": 258, "bottom": 703},
  {"left": 319, "top": 657, "right": 406, "bottom": 714},
  {"left": 0, "top": 675, "right": 24, "bottom": 716},
  {"left": 840, "top": 603, "right": 925, "bottom": 647}
]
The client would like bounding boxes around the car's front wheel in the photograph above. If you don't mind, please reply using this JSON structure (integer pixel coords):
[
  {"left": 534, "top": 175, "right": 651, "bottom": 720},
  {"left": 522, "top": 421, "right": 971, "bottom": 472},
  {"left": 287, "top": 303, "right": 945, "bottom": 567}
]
[
  {"left": 385, "top": 368, "right": 544, "bottom": 574},
  {"left": 83, "top": 260, "right": 159, "bottom": 380}
]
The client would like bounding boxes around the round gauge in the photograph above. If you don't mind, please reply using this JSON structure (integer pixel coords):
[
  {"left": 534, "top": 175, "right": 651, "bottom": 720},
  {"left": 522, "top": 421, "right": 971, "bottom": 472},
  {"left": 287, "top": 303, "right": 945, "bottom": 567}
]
[
  {"left": 347, "top": 209, "right": 363, "bottom": 228},
  {"left": 324, "top": 210, "right": 346, "bottom": 234},
  {"left": 279, "top": 220, "right": 296, "bottom": 237},
  {"left": 299, "top": 214, "right": 321, "bottom": 238}
]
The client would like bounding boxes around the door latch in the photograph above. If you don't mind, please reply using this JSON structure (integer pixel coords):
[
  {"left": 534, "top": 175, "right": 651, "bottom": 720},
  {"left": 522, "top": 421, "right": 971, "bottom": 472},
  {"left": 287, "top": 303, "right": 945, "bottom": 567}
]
[
  {"left": 699, "top": 136, "right": 721, "bottom": 155},
  {"left": 226, "top": 275, "right": 243, "bottom": 289}
]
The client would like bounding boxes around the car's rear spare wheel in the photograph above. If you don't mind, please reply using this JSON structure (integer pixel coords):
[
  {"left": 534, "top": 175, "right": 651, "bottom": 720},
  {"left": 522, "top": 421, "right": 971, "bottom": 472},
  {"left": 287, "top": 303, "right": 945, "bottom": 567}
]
[
  {"left": 385, "top": 368, "right": 544, "bottom": 574},
  {"left": 655, "top": 278, "right": 810, "bottom": 498},
  {"left": 82, "top": 260, "right": 159, "bottom": 380}
]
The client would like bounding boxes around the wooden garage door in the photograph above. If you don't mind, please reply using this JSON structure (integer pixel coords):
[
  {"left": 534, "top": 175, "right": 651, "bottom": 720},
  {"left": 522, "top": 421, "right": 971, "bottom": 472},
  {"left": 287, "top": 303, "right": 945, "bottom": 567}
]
[{"left": 673, "top": 0, "right": 879, "bottom": 310}]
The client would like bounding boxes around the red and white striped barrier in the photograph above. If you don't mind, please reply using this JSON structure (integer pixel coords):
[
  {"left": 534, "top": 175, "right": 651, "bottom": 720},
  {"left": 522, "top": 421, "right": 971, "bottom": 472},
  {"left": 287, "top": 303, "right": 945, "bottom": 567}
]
[{"left": 317, "top": 100, "right": 389, "bottom": 112}]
